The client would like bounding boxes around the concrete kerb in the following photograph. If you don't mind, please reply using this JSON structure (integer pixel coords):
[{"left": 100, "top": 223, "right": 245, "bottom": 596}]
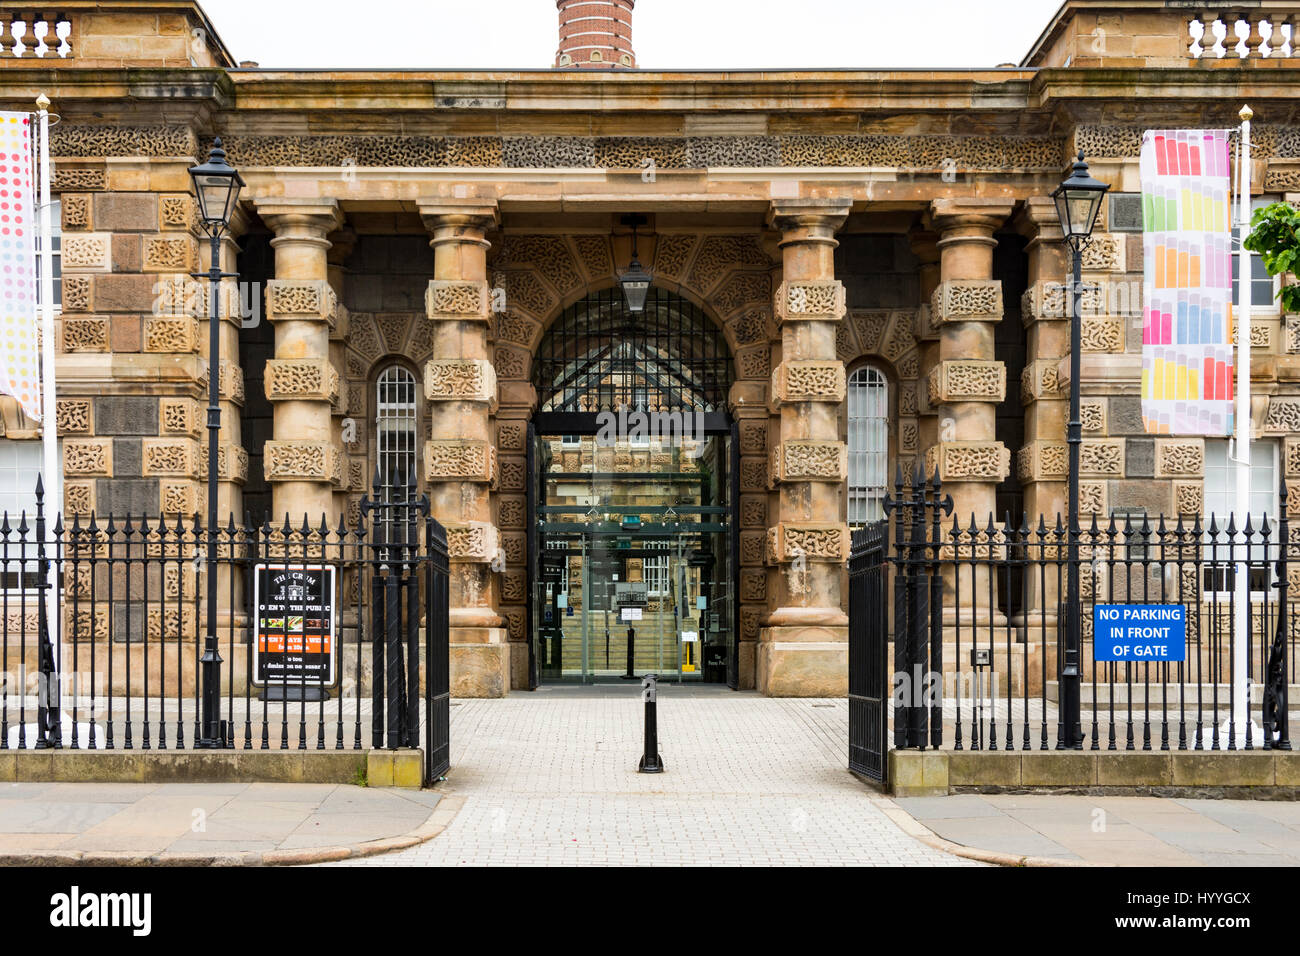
[
  {"left": 0, "top": 749, "right": 427, "bottom": 787},
  {"left": 0, "top": 794, "right": 466, "bottom": 867},
  {"left": 889, "top": 748, "right": 1300, "bottom": 797},
  {"left": 872, "top": 797, "right": 1099, "bottom": 868}
]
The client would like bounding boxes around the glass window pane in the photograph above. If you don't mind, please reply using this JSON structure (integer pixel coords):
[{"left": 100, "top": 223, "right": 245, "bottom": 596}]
[{"left": 847, "top": 366, "right": 889, "bottom": 527}]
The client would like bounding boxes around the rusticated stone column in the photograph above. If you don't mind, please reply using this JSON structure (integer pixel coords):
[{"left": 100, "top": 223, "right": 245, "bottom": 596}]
[
  {"left": 1015, "top": 197, "right": 1069, "bottom": 633},
  {"left": 927, "top": 199, "right": 1015, "bottom": 525},
  {"left": 419, "top": 199, "right": 509, "bottom": 699},
  {"left": 257, "top": 200, "right": 344, "bottom": 522},
  {"left": 326, "top": 227, "right": 356, "bottom": 516},
  {"left": 910, "top": 229, "right": 942, "bottom": 460},
  {"left": 202, "top": 205, "right": 251, "bottom": 523},
  {"left": 761, "top": 198, "right": 853, "bottom": 697}
]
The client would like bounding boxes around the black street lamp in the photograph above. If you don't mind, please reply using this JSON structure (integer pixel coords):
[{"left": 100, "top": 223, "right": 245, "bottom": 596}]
[
  {"left": 188, "top": 138, "right": 243, "bottom": 749},
  {"left": 620, "top": 214, "right": 652, "bottom": 313},
  {"left": 1051, "top": 151, "right": 1109, "bottom": 749}
]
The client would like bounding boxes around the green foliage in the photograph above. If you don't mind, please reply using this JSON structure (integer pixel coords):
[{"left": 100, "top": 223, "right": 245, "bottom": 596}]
[{"left": 1243, "top": 202, "right": 1300, "bottom": 313}]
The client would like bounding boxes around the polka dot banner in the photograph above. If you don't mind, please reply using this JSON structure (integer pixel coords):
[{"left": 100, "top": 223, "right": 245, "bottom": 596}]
[{"left": 0, "top": 111, "right": 40, "bottom": 422}]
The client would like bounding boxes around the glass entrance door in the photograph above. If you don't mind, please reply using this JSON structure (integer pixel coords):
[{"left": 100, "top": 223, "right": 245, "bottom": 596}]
[{"left": 531, "top": 432, "right": 734, "bottom": 684}]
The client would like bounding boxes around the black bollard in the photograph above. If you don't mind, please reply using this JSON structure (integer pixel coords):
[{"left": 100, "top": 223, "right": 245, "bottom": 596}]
[
  {"left": 622, "top": 625, "right": 637, "bottom": 680},
  {"left": 637, "top": 674, "right": 664, "bottom": 773}
]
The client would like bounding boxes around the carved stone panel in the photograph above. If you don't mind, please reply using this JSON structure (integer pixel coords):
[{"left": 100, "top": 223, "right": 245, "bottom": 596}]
[
  {"left": 924, "top": 442, "right": 1010, "bottom": 482},
  {"left": 776, "top": 280, "right": 846, "bottom": 323},
  {"left": 1079, "top": 439, "right": 1126, "bottom": 477},
  {"left": 931, "top": 280, "right": 1003, "bottom": 323},
  {"left": 928, "top": 360, "right": 1006, "bottom": 404},
  {"left": 424, "top": 440, "right": 496, "bottom": 482},
  {"left": 1155, "top": 439, "right": 1204, "bottom": 478},
  {"left": 426, "top": 280, "right": 489, "bottom": 322},
  {"left": 264, "top": 441, "right": 340, "bottom": 481},
  {"left": 772, "top": 440, "right": 848, "bottom": 483},
  {"left": 266, "top": 280, "right": 337, "bottom": 324},
  {"left": 424, "top": 359, "right": 498, "bottom": 406},
  {"left": 772, "top": 524, "right": 848, "bottom": 562},
  {"left": 771, "top": 361, "right": 846, "bottom": 405},
  {"left": 143, "top": 316, "right": 199, "bottom": 354},
  {"left": 64, "top": 439, "right": 112, "bottom": 477},
  {"left": 264, "top": 359, "right": 341, "bottom": 403},
  {"left": 142, "top": 439, "right": 199, "bottom": 477},
  {"left": 62, "top": 234, "right": 112, "bottom": 272}
]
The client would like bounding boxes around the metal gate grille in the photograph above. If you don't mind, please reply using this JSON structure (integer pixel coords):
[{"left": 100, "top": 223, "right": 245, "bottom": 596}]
[
  {"left": 534, "top": 287, "right": 732, "bottom": 414},
  {"left": 848, "top": 520, "right": 889, "bottom": 782}
]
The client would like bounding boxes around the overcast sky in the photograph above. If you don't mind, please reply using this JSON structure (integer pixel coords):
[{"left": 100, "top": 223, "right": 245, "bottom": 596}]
[{"left": 197, "top": 0, "right": 1064, "bottom": 70}]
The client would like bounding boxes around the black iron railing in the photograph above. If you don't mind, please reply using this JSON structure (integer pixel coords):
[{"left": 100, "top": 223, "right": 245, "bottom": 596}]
[
  {"left": 872, "top": 467, "right": 1294, "bottom": 753},
  {"left": 0, "top": 478, "right": 450, "bottom": 775}
]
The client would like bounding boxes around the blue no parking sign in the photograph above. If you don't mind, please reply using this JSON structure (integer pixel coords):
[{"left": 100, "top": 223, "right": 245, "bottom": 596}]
[{"left": 1093, "top": 604, "right": 1186, "bottom": 662}]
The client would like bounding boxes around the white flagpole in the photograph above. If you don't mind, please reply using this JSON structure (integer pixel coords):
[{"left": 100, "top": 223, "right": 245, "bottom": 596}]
[
  {"left": 1231, "top": 104, "right": 1260, "bottom": 746},
  {"left": 36, "top": 95, "right": 57, "bottom": 513},
  {"left": 36, "top": 93, "right": 60, "bottom": 741}
]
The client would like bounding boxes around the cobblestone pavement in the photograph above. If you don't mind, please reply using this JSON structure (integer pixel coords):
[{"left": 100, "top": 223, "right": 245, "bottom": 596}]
[{"left": 328, "top": 687, "right": 975, "bottom": 867}]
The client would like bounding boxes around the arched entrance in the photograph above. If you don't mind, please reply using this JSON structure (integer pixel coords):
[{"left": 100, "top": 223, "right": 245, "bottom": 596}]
[{"left": 526, "top": 286, "right": 739, "bottom": 688}]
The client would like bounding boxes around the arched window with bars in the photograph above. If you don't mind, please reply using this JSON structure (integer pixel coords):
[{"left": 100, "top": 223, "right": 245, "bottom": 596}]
[
  {"left": 847, "top": 365, "right": 890, "bottom": 527},
  {"left": 375, "top": 364, "right": 419, "bottom": 498}
]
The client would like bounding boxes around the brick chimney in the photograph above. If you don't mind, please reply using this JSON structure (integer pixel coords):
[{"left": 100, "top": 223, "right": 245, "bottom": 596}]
[{"left": 555, "top": 0, "right": 636, "bottom": 70}]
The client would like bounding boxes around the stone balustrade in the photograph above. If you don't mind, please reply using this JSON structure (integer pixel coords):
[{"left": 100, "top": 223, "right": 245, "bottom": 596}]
[
  {"left": 0, "top": 11, "right": 71, "bottom": 57},
  {"left": 1190, "top": 14, "right": 1296, "bottom": 58}
]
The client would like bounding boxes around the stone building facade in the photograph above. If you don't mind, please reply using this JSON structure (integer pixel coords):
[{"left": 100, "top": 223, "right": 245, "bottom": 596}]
[{"left": 3, "top": 0, "right": 1300, "bottom": 698}]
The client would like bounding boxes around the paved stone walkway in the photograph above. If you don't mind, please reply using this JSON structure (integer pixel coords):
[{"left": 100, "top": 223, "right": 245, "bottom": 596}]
[
  {"left": 329, "top": 688, "right": 973, "bottom": 867},
  {"left": 0, "top": 782, "right": 448, "bottom": 864},
  {"left": 896, "top": 793, "right": 1300, "bottom": 866}
]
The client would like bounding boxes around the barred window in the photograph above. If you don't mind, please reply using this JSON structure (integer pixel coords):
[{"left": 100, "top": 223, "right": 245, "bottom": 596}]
[
  {"left": 376, "top": 365, "right": 418, "bottom": 495},
  {"left": 847, "top": 365, "right": 889, "bottom": 527}
]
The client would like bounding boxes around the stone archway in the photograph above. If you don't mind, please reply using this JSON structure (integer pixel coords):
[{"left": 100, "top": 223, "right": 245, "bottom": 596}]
[{"left": 484, "top": 230, "right": 778, "bottom": 688}]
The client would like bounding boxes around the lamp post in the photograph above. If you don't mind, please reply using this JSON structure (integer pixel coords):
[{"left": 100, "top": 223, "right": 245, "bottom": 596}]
[
  {"left": 1051, "top": 151, "right": 1109, "bottom": 749},
  {"left": 188, "top": 139, "right": 244, "bottom": 749},
  {"left": 620, "top": 214, "right": 652, "bottom": 313}
]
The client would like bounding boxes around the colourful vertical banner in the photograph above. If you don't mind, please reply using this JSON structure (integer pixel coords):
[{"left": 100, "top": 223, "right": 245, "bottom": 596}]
[
  {"left": 1140, "top": 129, "right": 1233, "bottom": 436},
  {"left": 0, "top": 111, "right": 38, "bottom": 422}
]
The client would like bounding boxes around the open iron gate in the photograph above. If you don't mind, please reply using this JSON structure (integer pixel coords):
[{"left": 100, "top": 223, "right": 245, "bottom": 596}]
[
  {"left": 360, "top": 479, "right": 450, "bottom": 786},
  {"left": 848, "top": 520, "right": 889, "bottom": 782}
]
